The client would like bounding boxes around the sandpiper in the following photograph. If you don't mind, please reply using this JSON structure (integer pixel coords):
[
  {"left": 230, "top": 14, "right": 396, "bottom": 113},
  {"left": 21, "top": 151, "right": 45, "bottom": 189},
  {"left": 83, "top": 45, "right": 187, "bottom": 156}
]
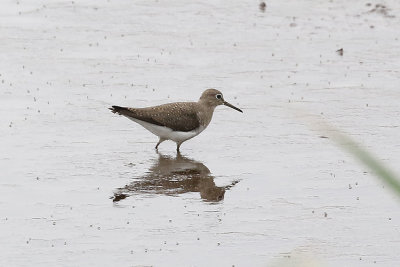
[{"left": 109, "top": 89, "right": 243, "bottom": 151}]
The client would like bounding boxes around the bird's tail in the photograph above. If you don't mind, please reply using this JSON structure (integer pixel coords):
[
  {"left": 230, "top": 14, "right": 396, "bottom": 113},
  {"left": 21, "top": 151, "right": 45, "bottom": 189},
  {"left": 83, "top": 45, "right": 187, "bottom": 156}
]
[{"left": 109, "top": 105, "right": 132, "bottom": 116}]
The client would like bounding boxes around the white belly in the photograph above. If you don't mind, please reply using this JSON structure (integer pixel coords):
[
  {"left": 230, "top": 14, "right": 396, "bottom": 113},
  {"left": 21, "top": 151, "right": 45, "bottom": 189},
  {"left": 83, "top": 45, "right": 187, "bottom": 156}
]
[{"left": 129, "top": 118, "right": 205, "bottom": 143}]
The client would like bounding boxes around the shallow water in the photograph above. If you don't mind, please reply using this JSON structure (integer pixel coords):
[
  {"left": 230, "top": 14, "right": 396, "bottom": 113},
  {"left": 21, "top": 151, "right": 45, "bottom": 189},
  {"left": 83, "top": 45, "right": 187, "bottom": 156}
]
[{"left": 1, "top": 0, "right": 400, "bottom": 266}]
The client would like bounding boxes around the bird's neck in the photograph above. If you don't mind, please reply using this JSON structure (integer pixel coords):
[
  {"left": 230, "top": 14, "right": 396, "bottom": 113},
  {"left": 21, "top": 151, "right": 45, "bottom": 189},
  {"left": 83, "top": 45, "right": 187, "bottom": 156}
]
[{"left": 196, "top": 100, "right": 217, "bottom": 128}]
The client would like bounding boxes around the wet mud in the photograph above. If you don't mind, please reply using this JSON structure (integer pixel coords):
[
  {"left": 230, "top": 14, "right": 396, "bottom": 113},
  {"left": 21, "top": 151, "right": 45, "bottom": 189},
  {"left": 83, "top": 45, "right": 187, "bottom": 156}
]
[{"left": 1, "top": 0, "right": 400, "bottom": 266}]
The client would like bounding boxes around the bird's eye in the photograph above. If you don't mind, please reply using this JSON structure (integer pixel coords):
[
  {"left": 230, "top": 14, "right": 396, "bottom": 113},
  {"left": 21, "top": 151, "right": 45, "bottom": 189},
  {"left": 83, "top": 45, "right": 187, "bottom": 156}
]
[{"left": 216, "top": 94, "right": 222, "bottom": 99}]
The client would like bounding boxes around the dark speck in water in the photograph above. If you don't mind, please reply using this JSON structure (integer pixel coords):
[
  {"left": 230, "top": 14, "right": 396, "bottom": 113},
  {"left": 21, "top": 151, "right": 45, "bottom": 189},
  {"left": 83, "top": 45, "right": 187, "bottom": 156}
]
[{"left": 259, "top": 2, "right": 266, "bottom": 12}]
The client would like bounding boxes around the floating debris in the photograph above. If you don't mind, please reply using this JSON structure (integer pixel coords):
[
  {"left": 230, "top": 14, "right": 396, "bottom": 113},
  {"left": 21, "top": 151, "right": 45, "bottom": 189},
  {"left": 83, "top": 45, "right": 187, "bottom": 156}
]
[
  {"left": 336, "top": 48, "right": 344, "bottom": 56},
  {"left": 368, "top": 4, "right": 395, "bottom": 18},
  {"left": 259, "top": 2, "right": 266, "bottom": 12}
]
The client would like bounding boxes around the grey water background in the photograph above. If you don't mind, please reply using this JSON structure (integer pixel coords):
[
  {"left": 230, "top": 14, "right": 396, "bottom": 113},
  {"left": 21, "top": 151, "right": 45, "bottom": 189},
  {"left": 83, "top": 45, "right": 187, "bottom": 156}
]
[{"left": 1, "top": 0, "right": 400, "bottom": 266}]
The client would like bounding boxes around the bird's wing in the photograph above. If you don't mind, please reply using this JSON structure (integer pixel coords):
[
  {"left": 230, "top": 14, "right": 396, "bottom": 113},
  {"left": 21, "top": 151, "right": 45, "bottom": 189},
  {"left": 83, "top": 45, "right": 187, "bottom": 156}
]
[{"left": 110, "top": 102, "right": 200, "bottom": 132}]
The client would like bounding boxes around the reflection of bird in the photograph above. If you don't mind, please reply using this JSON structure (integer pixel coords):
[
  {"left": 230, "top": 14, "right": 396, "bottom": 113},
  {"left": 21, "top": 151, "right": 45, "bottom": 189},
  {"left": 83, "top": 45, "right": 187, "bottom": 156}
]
[
  {"left": 113, "top": 152, "right": 239, "bottom": 202},
  {"left": 110, "top": 89, "right": 242, "bottom": 151}
]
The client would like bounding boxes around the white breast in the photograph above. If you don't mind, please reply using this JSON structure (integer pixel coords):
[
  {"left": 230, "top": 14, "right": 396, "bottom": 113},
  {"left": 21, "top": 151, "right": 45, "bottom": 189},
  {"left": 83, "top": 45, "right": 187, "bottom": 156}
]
[{"left": 128, "top": 118, "right": 205, "bottom": 143}]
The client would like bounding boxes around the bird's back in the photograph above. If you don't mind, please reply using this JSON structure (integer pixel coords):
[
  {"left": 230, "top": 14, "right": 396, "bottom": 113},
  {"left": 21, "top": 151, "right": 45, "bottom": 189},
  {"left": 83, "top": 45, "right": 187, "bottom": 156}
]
[{"left": 110, "top": 102, "right": 200, "bottom": 132}]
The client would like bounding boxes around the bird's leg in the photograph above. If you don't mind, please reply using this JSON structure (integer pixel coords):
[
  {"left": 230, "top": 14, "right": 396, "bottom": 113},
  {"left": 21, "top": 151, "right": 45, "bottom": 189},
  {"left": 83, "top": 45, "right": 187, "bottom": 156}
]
[
  {"left": 155, "top": 138, "right": 165, "bottom": 150},
  {"left": 176, "top": 142, "right": 182, "bottom": 152}
]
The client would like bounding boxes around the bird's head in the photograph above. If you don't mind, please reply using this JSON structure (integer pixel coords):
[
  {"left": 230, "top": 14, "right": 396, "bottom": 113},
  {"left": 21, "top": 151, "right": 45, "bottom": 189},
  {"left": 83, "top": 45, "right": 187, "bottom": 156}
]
[{"left": 199, "top": 89, "right": 243, "bottom": 113}]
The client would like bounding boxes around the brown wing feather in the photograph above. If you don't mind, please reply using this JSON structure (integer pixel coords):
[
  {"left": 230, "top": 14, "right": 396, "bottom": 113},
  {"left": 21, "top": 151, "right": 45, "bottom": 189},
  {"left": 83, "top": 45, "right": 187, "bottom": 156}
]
[
  {"left": 110, "top": 102, "right": 200, "bottom": 132},
  {"left": 109, "top": 105, "right": 164, "bottom": 127}
]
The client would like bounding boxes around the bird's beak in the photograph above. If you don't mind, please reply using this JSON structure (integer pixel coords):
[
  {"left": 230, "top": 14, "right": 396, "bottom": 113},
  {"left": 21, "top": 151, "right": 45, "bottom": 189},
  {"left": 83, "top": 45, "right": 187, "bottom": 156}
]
[{"left": 223, "top": 101, "right": 243, "bottom": 113}]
